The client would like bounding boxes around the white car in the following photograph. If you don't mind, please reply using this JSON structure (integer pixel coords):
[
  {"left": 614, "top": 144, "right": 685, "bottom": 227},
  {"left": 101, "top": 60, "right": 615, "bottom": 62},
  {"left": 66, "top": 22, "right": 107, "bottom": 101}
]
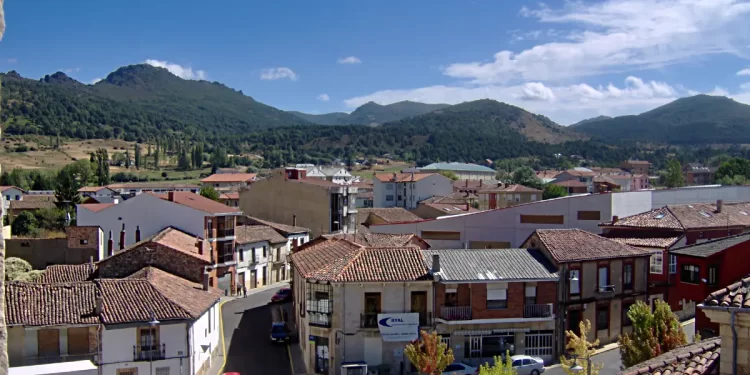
[
  {"left": 441, "top": 363, "right": 477, "bottom": 375},
  {"left": 510, "top": 355, "right": 545, "bottom": 375}
]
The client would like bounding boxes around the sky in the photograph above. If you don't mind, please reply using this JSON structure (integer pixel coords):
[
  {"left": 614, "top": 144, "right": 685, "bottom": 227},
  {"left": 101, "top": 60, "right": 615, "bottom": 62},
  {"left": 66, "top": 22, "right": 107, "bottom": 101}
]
[{"left": 1, "top": 0, "right": 750, "bottom": 125}]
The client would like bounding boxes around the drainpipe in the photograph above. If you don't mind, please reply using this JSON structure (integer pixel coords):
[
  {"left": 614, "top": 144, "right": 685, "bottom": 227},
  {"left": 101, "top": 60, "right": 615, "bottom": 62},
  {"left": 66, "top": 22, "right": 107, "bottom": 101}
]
[{"left": 701, "top": 305, "right": 750, "bottom": 375}]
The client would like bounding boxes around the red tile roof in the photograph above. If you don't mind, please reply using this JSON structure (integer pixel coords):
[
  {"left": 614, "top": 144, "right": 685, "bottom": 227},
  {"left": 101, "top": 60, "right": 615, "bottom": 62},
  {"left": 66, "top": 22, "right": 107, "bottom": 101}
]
[
  {"left": 322, "top": 232, "right": 426, "bottom": 248},
  {"left": 78, "top": 186, "right": 113, "bottom": 193},
  {"left": 9, "top": 200, "right": 57, "bottom": 210},
  {"left": 291, "top": 239, "right": 429, "bottom": 282},
  {"left": 78, "top": 203, "right": 115, "bottom": 212},
  {"left": 533, "top": 229, "right": 654, "bottom": 263},
  {"left": 374, "top": 173, "right": 436, "bottom": 183},
  {"left": 219, "top": 192, "right": 240, "bottom": 200},
  {"left": 478, "top": 184, "right": 542, "bottom": 193},
  {"left": 236, "top": 225, "right": 288, "bottom": 244},
  {"left": 564, "top": 169, "right": 596, "bottom": 177},
  {"left": 703, "top": 274, "right": 750, "bottom": 308},
  {"left": 0, "top": 186, "right": 26, "bottom": 193},
  {"left": 243, "top": 216, "right": 310, "bottom": 235},
  {"left": 603, "top": 202, "right": 750, "bottom": 231},
  {"left": 609, "top": 236, "right": 683, "bottom": 249},
  {"left": 553, "top": 180, "right": 588, "bottom": 187},
  {"left": 200, "top": 173, "right": 258, "bottom": 183},
  {"left": 5, "top": 281, "right": 99, "bottom": 326},
  {"left": 101, "top": 226, "right": 211, "bottom": 264},
  {"left": 358, "top": 208, "right": 422, "bottom": 224},
  {"left": 38, "top": 264, "right": 95, "bottom": 283},
  {"left": 154, "top": 192, "right": 241, "bottom": 214},
  {"left": 620, "top": 337, "right": 720, "bottom": 375}
]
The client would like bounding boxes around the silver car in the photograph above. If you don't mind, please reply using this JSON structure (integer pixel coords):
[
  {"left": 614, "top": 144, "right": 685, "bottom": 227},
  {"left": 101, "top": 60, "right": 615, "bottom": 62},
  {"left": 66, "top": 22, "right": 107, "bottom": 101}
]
[{"left": 510, "top": 355, "right": 545, "bottom": 375}]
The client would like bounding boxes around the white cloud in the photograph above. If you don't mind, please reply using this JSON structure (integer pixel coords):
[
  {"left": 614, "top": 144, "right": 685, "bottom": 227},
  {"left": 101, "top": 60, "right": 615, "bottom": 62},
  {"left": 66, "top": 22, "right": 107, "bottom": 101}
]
[
  {"left": 337, "top": 56, "right": 362, "bottom": 64},
  {"left": 707, "top": 86, "right": 730, "bottom": 96},
  {"left": 63, "top": 67, "right": 80, "bottom": 74},
  {"left": 89, "top": 78, "right": 102, "bottom": 85},
  {"left": 317, "top": 94, "right": 330, "bottom": 101},
  {"left": 738, "top": 68, "right": 750, "bottom": 76},
  {"left": 445, "top": 0, "right": 750, "bottom": 84},
  {"left": 145, "top": 59, "right": 207, "bottom": 80},
  {"left": 344, "top": 76, "right": 681, "bottom": 125},
  {"left": 260, "top": 67, "right": 298, "bottom": 81},
  {"left": 6, "top": 58, "right": 16, "bottom": 63}
]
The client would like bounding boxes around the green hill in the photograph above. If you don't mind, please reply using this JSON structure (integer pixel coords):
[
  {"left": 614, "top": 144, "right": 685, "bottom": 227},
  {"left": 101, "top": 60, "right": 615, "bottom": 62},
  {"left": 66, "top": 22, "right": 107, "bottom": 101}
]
[
  {"left": 573, "top": 95, "right": 750, "bottom": 144},
  {"left": 289, "top": 101, "right": 450, "bottom": 125}
]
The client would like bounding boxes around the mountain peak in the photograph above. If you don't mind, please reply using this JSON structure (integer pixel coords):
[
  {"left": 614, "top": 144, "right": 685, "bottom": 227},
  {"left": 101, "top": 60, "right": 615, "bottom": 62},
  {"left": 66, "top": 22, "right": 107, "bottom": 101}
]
[{"left": 40, "top": 72, "right": 80, "bottom": 85}]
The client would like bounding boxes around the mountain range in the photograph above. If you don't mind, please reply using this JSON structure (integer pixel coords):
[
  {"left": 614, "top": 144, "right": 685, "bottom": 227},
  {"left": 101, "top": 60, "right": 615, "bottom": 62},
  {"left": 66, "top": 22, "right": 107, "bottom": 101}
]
[{"left": 2, "top": 63, "right": 750, "bottom": 150}]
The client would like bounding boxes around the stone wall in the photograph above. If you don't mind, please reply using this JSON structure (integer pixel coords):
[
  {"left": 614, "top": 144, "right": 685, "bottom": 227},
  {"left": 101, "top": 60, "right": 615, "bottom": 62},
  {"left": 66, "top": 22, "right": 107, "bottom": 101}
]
[
  {"left": 97, "top": 242, "right": 209, "bottom": 282},
  {"left": 5, "top": 238, "right": 98, "bottom": 269}
]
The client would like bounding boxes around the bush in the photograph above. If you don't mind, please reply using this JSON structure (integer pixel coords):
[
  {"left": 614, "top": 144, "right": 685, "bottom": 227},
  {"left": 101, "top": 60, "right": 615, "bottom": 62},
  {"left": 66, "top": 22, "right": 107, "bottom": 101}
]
[
  {"left": 14, "top": 145, "right": 29, "bottom": 152},
  {"left": 11, "top": 211, "right": 38, "bottom": 236},
  {"left": 6, "top": 257, "right": 33, "bottom": 281},
  {"left": 161, "top": 171, "right": 168, "bottom": 178}
]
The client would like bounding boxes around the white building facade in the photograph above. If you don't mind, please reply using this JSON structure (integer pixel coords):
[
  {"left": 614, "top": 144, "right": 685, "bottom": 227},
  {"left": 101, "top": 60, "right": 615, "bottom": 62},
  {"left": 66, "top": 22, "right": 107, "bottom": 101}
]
[{"left": 373, "top": 173, "right": 453, "bottom": 209}]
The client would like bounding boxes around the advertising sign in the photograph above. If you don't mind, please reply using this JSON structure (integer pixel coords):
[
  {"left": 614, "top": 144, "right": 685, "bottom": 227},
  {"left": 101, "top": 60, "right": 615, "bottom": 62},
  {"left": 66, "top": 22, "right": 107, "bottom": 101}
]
[{"left": 377, "top": 313, "right": 419, "bottom": 342}]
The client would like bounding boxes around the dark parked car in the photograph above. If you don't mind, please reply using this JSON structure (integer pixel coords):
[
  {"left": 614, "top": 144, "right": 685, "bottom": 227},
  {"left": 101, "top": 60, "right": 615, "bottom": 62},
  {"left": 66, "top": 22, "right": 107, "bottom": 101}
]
[
  {"left": 270, "top": 322, "right": 291, "bottom": 343},
  {"left": 271, "top": 288, "right": 292, "bottom": 303}
]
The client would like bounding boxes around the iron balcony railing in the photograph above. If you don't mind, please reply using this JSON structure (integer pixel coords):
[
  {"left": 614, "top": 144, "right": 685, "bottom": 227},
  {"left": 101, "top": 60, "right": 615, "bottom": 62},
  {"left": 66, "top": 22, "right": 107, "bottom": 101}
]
[
  {"left": 308, "top": 312, "right": 331, "bottom": 327},
  {"left": 133, "top": 343, "right": 165, "bottom": 361},
  {"left": 440, "top": 306, "right": 471, "bottom": 321},
  {"left": 307, "top": 299, "right": 333, "bottom": 314},
  {"left": 523, "top": 303, "right": 554, "bottom": 318},
  {"left": 217, "top": 228, "right": 235, "bottom": 238}
]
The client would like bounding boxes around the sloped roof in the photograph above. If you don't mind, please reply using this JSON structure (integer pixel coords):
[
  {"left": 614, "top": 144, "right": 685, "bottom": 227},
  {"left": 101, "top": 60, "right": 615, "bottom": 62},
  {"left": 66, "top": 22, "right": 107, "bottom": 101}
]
[
  {"left": 422, "top": 249, "right": 558, "bottom": 281},
  {"left": 478, "top": 184, "right": 542, "bottom": 193},
  {"left": 671, "top": 232, "right": 750, "bottom": 258},
  {"left": 609, "top": 236, "right": 683, "bottom": 249},
  {"left": 703, "top": 274, "right": 750, "bottom": 308},
  {"left": 9, "top": 200, "right": 56, "bottom": 210},
  {"left": 151, "top": 192, "right": 241, "bottom": 214},
  {"left": 78, "top": 203, "right": 115, "bottom": 212},
  {"left": 533, "top": 229, "right": 654, "bottom": 263},
  {"left": 200, "top": 173, "right": 257, "bottom": 183},
  {"left": 322, "top": 232, "right": 426, "bottom": 248},
  {"left": 0, "top": 186, "right": 26, "bottom": 193},
  {"left": 106, "top": 182, "right": 199, "bottom": 189},
  {"left": 602, "top": 202, "right": 750, "bottom": 231},
  {"left": 78, "top": 186, "right": 115, "bottom": 193},
  {"left": 358, "top": 208, "right": 421, "bottom": 224},
  {"left": 553, "top": 180, "right": 588, "bottom": 187},
  {"left": 420, "top": 162, "right": 496, "bottom": 173},
  {"left": 236, "top": 225, "right": 288, "bottom": 244},
  {"left": 244, "top": 216, "right": 310, "bottom": 235},
  {"left": 5, "top": 281, "right": 100, "bottom": 326},
  {"left": 38, "top": 264, "right": 95, "bottom": 284},
  {"left": 373, "top": 173, "right": 436, "bottom": 183},
  {"left": 100, "top": 226, "right": 211, "bottom": 264},
  {"left": 619, "top": 337, "right": 720, "bottom": 375},
  {"left": 291, "top": 239, "right": 429, "bottom": 282}
]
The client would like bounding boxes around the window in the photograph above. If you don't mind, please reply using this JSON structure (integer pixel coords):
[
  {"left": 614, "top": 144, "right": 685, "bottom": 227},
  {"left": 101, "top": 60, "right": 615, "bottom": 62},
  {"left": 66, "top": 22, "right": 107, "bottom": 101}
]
[
  {"left": 577, "top": 211, "right": 601, "bottom": 221},
  {"left": 708, "top": 265, "right": 718, "bottom": 285},
  {"left": 4, "top": 195, "right": 8, "bottom": 200},
  {"left": 263, "top": 246, "right": 267, "bottom": 257},
  {"left": 650, "top": 253, "right": 664, "bottom": 274},
  {"left": 569, "top": 269, "right": 580, "bottom": 295},
  {"left": 596, "top": 305, "right": 609, "bottom": 331},
  {"left": 79, "top": 239, "right": 88, "bottom": 245},
  {"left": 531, "top": 194, "right": 537, "bottom": 201},
  {"left": 681, "top": 265, "right": 700, "bottom": 284},
  {"left": 386, "top": 183, "right": 394, "bottom": 190},
  {"left": 14, "top": 195, "right": 20, "bottom": 200},
  {"left": 514, "top": 194, "right": 520, "bottom": 202},
  {"left": 486, "top": 288, "right": 507, "bottom": 309},
  {"left": 386, "top": 195, "right": 394, "bottom": 202},
  {"left": 525, "top": 286, "right": 537, "bottom": 305},
  {"left": 445, "top": 291, "right": 458, "bottom": 307},
  {"left": 669, "top": 254, "right": 677, "bottom": 274},
  {"left": 598, "top": 266, "right": 609, "bottom": 290},
  {"left": 239, "top": 248, "right": 244, "bottom": 261},
  {"left": 623, "top": 264, "right": 633, "bottom": 290},
  {"left": 520, "top": 215, "right": 564, "bottom": 224},
  {"left": 117, "top": 369, "right": 137, "bottom": 375},
  {"left": 398, "top": 195, "right": 403, "bottom": 201},
  {"left": 155, "top": 368, "right": 169, "bottom": 375}
]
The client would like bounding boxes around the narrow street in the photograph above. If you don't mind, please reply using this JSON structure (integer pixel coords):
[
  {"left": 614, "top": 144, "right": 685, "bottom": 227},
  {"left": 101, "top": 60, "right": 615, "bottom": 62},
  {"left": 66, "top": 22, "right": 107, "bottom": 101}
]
[{"left": 221, "top": 285, "right": 294, "bottom": 375}]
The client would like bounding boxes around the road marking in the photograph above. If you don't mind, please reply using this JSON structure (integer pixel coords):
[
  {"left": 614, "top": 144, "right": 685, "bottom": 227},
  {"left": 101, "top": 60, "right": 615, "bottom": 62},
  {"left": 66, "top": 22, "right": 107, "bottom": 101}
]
[
  {"left": 217, "top": 300, "right": 228, "bottom": 375},
  {"left": 287, "top": 344, "right": 295, "bottom": 375}
]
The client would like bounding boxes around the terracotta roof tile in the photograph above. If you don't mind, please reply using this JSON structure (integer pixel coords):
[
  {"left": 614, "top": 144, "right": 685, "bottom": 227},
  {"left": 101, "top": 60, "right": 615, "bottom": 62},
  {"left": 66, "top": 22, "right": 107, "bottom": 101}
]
[
  {"left": 5, "top": 281, "right": 99, "bottom": 327},
  {"left": 478, "top": 184, "right": 542, "bottom": 193},
  {"left": 219, "top": 192, "right": 240, "bottom": 200},
  {"left": 154, "top": 192, "right": 241, "bottom": 214},
  {"left": 200, "top": 173, "right": 257, "bottom": 183},
  {"left": 236, "top": 225, "right": 288, "bottom": 244},
  {"left": 358, "top": 208, "right": 421, "bottom": 224},
  {"left": 533, "top": 229, "right": 654, "bottom": 263},
  {"left": 23, "top": 195, "right": 57, "bottom": 202},
  {"left": 603, "top": 202, "right": 750, "bottom": 230},
  {"left": 291, "top": 239, "right": 429, "bottom": 282},
  {"left": 619, "top": 337, "right": 720, "bottom": 375},
  {"left": 453, "top": 180, "right": 503, "bottom": 190},
  {"left": 373, "top": 173, "right": 436, "bottom": 183},
  {"left": 553, "top": 180, "right": 588, "bottom": 188},
  {"left": 38, "top": 264, "right": 95, "bottom": 283},
  {"left": 322, "top": 232, "right": 425, "bottom": 248},
  {"left": 0, "top": 186, "right": 26, "bottom": 193},
  {"left": 9, "top": 200, "right": 57, "bottom": 210},
  {"left": 609, "top": 236, "right": 683, "bottom": 249},
  {"left": 101, "top": 227, "right": 211, "bottom": 264},
  {"left": 703, "top": 275, "right": 750, "bottom": 308},
  {"left": 243, "top": 216, "right": 310, "bottom": 235},
  {"left": 78, "top": 203, "right": 115, "bottom": 212},
  {"left": 106, "top": 182, "right": 199, "bottom": 189}
]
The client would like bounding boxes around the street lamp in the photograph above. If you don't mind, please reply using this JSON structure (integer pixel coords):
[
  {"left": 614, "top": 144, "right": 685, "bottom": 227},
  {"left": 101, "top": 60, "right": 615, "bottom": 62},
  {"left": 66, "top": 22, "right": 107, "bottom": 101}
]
[{"left": 149, "top": 313, "right": 160, "bottom": 375}]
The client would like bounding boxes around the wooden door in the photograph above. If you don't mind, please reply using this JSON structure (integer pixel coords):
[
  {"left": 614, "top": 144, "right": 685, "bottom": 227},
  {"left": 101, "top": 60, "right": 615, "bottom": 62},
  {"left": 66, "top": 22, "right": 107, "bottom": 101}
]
[
  {"left": 237, "top": 272, "right": 246, "bottom": 290},
  {"left": 250, "top": 270, "right": 257, "bottom": 288},
  {"left": 37, "top": 329, "right": 60, "bottom": 357},
  {"left": 67, "top": 327, "right": 91, "bottom": 355}
]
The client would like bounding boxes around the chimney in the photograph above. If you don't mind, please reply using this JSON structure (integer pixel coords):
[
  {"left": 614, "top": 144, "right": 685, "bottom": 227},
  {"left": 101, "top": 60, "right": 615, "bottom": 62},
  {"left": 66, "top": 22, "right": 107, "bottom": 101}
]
[
  {"left": 95, "top": 292, "right": 103, "bottom": 315},
  {"left": 107, "top": 230, "right": 114, "bottom": 257},
  {"left": 89, "top": 256, "right": 95, "bottom": 274},
  {"left": 135, "top": 225, "right": 141, "bottom": 242},
  {"left": 168, "top": 191, "right": 175, "bottom": 202},
  {"left": 479, "top": 180, "right": 483, "bottom": 187},
  {"left": 202, "top": 272, "right": 210, "bottom": 291},
  {"left": 196, "top": 238, "right": 203, "bottom": 255},
  {"left": 293, "top": 214, "right": 297, "bottom": 227},
  {"left": 292, "top": 239, "right": 299, "bottom": 253},
  {"left": 717, "top": 199, "right": 724, "bottom": 213},
  {"left": 466, "top": 203, "right": 470, "bottom": 211},
  {"left": 431, "top": 254, "right": 440, "bottom": 273},
  {"left": 465, "top": 179, "right": 468, "bottom": 187},
  {"left": 612, "top": 215, "right": 619, "bottom": 223},
  {"left": 392, "top": 172, "right": 397, "bottom": 181},
  {"left": 119, "top": 224, "right": 126, "bottom": 250}
]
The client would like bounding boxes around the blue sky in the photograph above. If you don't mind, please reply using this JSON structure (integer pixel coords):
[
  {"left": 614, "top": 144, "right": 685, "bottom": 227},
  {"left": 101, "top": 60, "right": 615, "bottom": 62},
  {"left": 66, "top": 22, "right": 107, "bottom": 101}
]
[{"left": 2, "top": 0, "right": 750, "bottom": 124}]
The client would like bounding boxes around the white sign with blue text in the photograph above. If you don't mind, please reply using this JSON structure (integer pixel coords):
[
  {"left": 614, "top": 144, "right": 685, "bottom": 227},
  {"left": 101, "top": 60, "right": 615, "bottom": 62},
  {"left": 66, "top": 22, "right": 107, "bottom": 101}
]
[{"left": 377, "top": 313, "right": 419, "bottom": 342}]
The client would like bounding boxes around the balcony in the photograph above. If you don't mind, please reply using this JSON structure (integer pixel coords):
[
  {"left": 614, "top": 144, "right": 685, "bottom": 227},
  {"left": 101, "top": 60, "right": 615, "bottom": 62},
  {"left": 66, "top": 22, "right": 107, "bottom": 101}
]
[
  {"left": 308, "top": 312, "right": 331, "bottom": 327},
  {"left": 133, "top": 343, "right": 165, "bottom": 361},
  {"left": 523, "top": 304, "right": 554, "bottom": 319},
  {"left": 307, "top": 299, "right": 333, "bottom": 314},
  {"left": 217, "top": 228, "right": 235, "bottom": 238},
  {"left": 440, "top": 306, "right": 471, "bottom": 321},
  {"left": 597, "top": 285, "right": 616, "bottom": 294}
]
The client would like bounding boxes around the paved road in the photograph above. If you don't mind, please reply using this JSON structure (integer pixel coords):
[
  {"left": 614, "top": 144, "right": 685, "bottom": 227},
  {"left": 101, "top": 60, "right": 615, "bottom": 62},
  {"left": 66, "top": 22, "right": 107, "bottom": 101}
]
[
  {"left": 222, "top": 285, "right": 292, "bottom": 375},
  {"left": 544, "top": 319, "right": 695, "bottom": 375}
]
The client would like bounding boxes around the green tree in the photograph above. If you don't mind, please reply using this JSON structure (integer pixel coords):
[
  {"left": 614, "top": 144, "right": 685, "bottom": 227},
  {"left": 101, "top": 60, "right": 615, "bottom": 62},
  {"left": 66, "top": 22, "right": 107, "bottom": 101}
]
[
  {"left": 154, "top": 140, "right": 160, "bottom": 169},
  {"left": 10, "top": 211, "right": 37, "bottom": 236},
  {"left": 478, "top": 351, "right": 517, "bottom": 375},
  {"left": 405, "top": 330, "right": 454, "bottom": 375},
  {"left": 438, "top": 170, "right": 458, "bottom": 181},
  {"left": 134, "top": 143, "right": 142, "bottom": 170},
  {"left": 177, "top": 149, "right": 191, "bottom": 171},
  {"left": 543, "top": 184, "right": 568, "bottom": 200},
  {"left": 618, "top": 300, "right": 687, "bottom": 369},
  {"left": 147, "top": 143, "right": 152, "bottom": 156},
  {"left": 124, "top": 150, "right": 131, "bottom": 169},
  {"left": 94, "top": 148, "right": 110, "bottom": 185},
  {"left": 199, "top": 186, "right": 220, "bottom": 201},
  {"left": 210, "top": 147, "right": 228, "bottom": 173},
  {"left": 664, "top": 159, "right": 684, "bottom": 188},
  {"left": 716, "top": 157, "right": 750, "bottom": 182},
  {"left": 511, "top": 166, "right": 543, "bottom": 189},
  {"left": 560, "top": 320, "right": 603, "bottom": 375},
  {"left": 55, "top": 160, "right": 92, "bottom": 206}
]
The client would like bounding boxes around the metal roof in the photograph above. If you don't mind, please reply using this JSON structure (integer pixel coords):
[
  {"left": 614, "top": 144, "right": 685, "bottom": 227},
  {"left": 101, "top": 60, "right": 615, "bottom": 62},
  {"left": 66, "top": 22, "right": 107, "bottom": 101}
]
[
  {"left": 670, "top": 232, "right": 750, "bottom": 258},
  {"left": 421, "top": 248, "right": 558, "bottom": 281},
  {"left": 420, "top": 162, "right": 496, "bottom": 173}
]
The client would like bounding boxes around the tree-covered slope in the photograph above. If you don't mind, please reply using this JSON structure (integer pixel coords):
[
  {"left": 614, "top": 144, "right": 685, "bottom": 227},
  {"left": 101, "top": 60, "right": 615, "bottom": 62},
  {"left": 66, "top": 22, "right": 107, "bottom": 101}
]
[
  {"left": 573, "top": 95, "right": 750, "bottom": 144},
  {"left": 289, "top": 100, "right": 450, "bottom": 125}
]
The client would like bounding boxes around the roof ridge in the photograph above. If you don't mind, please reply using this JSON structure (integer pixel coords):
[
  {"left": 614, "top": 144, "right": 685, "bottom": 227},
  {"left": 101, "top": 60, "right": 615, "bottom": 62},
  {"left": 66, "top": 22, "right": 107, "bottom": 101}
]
[
  {"left": 664, "top": 205, "right": 686, "bottom": 230},
  {"left": 333, "top": 243, "right": 369, "bottom": 280},
  {"left": 672, "top": 231, "right": 750, "bottom": 251}
]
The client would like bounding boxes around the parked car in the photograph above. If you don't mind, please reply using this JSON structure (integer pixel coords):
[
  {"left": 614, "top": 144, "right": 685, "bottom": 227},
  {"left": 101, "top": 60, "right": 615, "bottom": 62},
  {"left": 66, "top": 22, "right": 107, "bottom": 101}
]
[
  {"left": 270, "top": 321, "right": 291, "bottom": 343},
  {"left": 271, "top": 287, "right": 292, "bottom": 303},
  {"left": 510, "top": 355, "right": 545, "bottom": 375},
  {"left": 441, "top": 363, "right": 477, "bottom": 375}
]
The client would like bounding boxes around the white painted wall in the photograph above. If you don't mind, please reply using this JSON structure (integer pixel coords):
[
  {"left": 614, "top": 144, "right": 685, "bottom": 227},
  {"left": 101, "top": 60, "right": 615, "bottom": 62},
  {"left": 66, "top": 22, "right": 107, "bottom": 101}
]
[
  {"left": 373, "top": 175, "right": 453, "bottom": 209},
  {"left": 99, "top": 321, "right": 187, "bottom": 375},
  {"left": 236, "top": 240, "right": 272, "bottom": 287},
  {"left": 651, "top": 185, "right": 750, "bottom": 208},
  {"left": 2, "top": 187, "right": 25, "bottom": 213},
  {"left": 190, "top": 302, "right": 221, "bottom": 375},
  {"left": 77, "top": 194, "right": 208, "bottom": 247}
]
